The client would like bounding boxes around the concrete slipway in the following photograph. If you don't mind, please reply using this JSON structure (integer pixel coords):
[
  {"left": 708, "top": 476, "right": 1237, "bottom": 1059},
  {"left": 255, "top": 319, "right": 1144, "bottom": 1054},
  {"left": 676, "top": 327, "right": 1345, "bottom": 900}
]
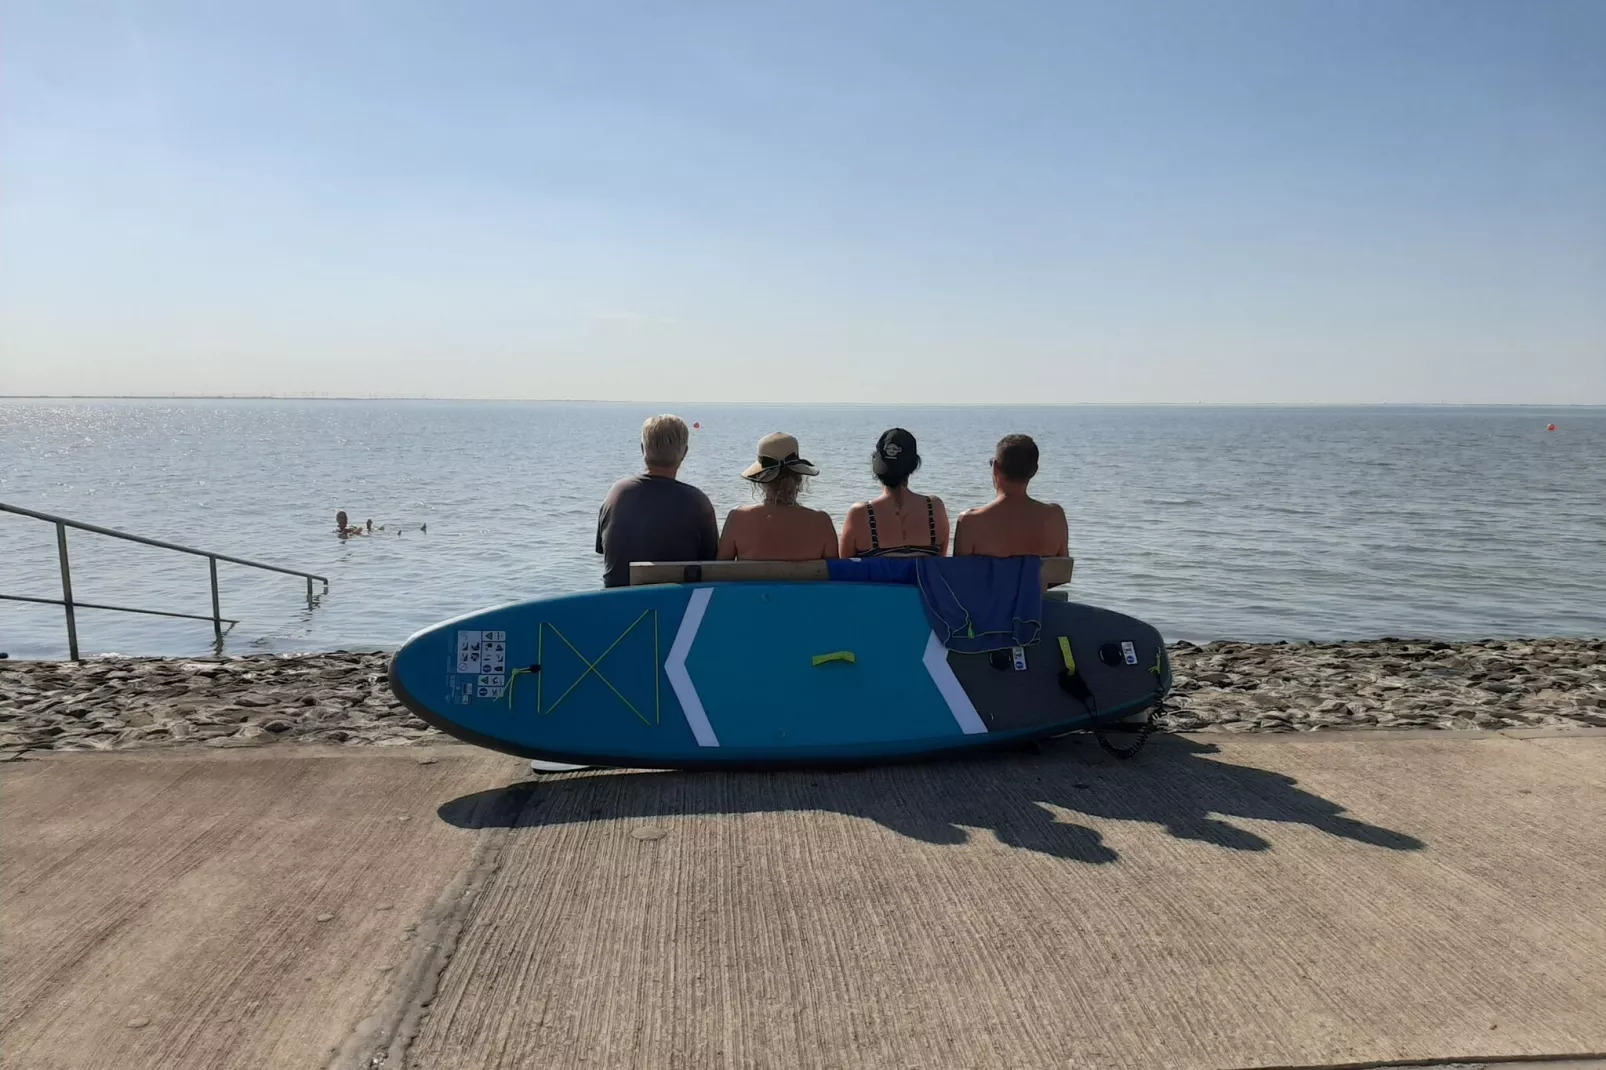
[{"left": 3, "top": 730, "right": 1604, "bottom": 1070}]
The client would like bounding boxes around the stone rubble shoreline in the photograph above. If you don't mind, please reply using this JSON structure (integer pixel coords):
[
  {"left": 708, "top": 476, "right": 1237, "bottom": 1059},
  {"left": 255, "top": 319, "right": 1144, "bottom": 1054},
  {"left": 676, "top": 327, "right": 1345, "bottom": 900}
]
[{"left": 2, "top": 639, "right": 1603, "bottom": 758}]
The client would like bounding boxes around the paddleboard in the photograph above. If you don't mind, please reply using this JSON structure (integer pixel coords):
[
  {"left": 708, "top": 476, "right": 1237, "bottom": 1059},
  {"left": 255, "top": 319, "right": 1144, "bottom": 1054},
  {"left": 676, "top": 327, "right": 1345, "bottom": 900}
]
[{"left": 388, "top": 582, "right": 1170, "bottom": 769}]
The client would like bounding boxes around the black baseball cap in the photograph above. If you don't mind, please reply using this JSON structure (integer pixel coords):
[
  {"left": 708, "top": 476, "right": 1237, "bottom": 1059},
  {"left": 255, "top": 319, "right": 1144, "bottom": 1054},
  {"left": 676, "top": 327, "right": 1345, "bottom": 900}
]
[{"left": 871, "top": 428, "right": 919, "bottom": 475}]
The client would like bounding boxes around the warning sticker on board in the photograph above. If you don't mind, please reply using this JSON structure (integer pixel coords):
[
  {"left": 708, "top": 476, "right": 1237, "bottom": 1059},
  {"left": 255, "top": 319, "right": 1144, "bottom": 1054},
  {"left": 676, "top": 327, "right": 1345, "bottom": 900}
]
[
  {"left": 457, "top": 630, "right": 508, "bottom": 675},
  {"left": 456, "top": 631, "right": 482, "bottom": 674},
  {"left": 483, "top": 632, "right": 506, "bottom": 673},
  {"left": 1120, "top": 641, "right": 1138, "bottom": 665}
]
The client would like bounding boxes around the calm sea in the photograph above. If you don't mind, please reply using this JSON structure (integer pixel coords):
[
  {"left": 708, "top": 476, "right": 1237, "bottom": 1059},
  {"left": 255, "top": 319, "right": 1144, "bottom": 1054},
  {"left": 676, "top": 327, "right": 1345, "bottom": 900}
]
[{"left": 2, "top": 400, "right": 1603, "bottom": 660}]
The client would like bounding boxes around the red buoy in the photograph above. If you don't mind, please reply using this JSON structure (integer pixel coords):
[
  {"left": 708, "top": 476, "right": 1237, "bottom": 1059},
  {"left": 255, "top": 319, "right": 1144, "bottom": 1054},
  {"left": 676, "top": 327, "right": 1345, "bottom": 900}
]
[
  {"left": 1547, "top": 423, "right": 1557, "bottom": 432},
  {"left": 692, "top": 422, "right": 701, "bottom": 429}
]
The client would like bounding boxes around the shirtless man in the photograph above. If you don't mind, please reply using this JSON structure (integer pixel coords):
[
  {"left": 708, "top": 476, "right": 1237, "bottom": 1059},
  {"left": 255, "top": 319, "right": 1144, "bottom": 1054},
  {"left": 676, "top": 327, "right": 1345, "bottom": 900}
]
[{"left": 953, "top": 434, "right": 1068, "bottom": 559}]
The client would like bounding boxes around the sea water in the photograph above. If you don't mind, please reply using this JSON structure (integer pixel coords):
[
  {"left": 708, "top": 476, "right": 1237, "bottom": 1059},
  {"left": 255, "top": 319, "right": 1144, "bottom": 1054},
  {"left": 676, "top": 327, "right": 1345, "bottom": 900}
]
[{"left": 2, "top": 400, "right": 1603, "bottom": 659}]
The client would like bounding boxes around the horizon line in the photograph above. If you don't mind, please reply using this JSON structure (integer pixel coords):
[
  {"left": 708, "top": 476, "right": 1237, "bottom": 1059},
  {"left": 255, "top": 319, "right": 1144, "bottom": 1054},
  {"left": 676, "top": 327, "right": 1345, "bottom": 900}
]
[{"left": 2, "top": 395, "right": 1602, "bottom": 408}]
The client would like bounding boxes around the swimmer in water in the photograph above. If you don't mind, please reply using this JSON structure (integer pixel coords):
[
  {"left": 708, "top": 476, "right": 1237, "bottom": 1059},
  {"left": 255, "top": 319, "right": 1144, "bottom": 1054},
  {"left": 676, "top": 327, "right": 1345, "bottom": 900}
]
[{"left": 335, "top": 510, "right": 365, "bottom": 538}]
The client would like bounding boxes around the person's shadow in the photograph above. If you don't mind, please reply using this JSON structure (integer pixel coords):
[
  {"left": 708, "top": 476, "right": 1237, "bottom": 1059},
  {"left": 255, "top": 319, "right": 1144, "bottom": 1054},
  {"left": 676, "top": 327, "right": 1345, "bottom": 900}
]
[{"left": 437, "top": 734, "right": 1425, "bottom": 864}]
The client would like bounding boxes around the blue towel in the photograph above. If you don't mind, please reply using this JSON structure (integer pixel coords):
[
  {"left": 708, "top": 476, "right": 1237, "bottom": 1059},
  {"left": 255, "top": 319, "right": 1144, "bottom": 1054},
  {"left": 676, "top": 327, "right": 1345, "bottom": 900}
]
[
  {"left": 827, "top": 557, "right": 1043, "bottom": 653},
  {"left": 826, "top": 558, "right": 918, "bottom": 585}
]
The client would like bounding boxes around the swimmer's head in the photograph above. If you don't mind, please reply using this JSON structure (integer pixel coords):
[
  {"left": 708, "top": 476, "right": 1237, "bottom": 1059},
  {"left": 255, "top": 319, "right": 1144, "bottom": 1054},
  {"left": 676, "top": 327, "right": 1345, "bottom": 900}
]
[{"left": 336, "top": 510, "right": 348, "bottom": 529}]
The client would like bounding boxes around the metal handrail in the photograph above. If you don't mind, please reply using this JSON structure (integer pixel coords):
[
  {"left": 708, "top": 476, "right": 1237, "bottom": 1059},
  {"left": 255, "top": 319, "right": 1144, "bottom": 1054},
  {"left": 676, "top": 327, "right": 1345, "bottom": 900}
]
[
  {"left": 0, "top": 593, "right": 240, "bottom": 627},
  {"left": 0, "top": 500, "right": 327, "bottom": 660}
]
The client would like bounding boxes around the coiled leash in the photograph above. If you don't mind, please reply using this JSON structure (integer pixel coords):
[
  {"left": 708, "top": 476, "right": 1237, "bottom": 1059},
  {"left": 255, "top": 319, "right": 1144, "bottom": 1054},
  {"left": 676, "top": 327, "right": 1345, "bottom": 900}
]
[{"left": 1056, "top": 636, "right": 1163, "bottom": 760}]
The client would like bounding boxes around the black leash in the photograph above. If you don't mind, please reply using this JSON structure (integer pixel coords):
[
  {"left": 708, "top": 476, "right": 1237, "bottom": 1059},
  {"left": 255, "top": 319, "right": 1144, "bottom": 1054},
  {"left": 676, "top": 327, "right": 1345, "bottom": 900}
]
[
  {"left": 1091, "top": 700, "right": 1164, "bottom": 760},
  {"left": 1056, "top": 638, "right": 1168, "bottom": 761}
]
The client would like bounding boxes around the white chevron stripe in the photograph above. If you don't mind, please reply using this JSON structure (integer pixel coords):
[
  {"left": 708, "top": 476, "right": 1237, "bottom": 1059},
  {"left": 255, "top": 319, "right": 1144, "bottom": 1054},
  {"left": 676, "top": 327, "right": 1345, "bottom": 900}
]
[
  {"left": 923, "top": 632, "right": 987, "bottom": 734},
  {"left": 665, "top": 588, "right": 719, "bottom": 747}
]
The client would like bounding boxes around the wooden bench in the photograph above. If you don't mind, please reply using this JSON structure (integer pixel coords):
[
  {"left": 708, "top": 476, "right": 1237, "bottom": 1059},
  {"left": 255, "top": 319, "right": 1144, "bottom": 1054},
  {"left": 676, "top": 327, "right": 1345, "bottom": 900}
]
[{"left": 628, "top": 557, "right": 1075, "bottom": 587}]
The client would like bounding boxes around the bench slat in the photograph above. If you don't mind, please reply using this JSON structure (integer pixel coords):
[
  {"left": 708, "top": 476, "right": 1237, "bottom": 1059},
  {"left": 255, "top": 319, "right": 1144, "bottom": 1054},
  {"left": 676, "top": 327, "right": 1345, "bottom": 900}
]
[{"left": 629, "top": 557, "right": 1074, "bottom": 587}]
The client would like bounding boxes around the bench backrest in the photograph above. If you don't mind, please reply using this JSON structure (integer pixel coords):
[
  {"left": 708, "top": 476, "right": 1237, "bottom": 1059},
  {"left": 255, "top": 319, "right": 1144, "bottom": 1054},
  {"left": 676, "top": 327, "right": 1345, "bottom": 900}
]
[{"left": 629, "top": 557, "right": 1074, "bottom": 587}]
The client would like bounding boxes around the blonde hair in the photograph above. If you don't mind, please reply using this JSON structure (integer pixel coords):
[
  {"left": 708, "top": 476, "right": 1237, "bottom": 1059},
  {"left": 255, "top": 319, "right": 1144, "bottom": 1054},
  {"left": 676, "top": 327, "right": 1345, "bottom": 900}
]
[
  {"left": 640, "top": 414, "right": 690, "bottom": 468},
  {"left": 760, "top": 471, "right": 806, "bottom": 507}
]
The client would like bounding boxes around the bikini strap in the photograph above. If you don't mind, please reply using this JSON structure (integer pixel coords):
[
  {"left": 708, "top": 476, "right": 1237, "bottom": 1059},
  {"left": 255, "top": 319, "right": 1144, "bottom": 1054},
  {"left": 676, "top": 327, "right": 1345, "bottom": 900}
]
[
  {"left": 866, "top": 503, "right": 880, "bottom": 550},
  {"left": 926, "top": 497, "right": 937, "bottom": 548}
]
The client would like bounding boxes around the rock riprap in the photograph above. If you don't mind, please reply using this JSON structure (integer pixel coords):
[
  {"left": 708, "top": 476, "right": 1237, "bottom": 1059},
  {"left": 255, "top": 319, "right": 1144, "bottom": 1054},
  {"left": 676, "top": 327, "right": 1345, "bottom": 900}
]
[
  {"left": 1, "top": 640, "right": 1602, "bottom": 757},
  {"left": 0, "top": 652, "right": 427, "bottom": 755},
  {"left": 1161, "top": 638, "right": 1606, "bottom": 733}
]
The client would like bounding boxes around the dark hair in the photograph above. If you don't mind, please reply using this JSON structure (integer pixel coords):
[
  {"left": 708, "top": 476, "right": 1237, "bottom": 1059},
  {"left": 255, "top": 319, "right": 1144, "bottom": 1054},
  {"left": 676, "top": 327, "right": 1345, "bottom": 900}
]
[
  {"left": 875, "top": 453, "right": 920, "bottom": 488},
  {"left": 994, "top": 434, "right": 1039, "bottom": 483},
  {"left": 872, "top": 427, "right": 921, "bottom": 488}
]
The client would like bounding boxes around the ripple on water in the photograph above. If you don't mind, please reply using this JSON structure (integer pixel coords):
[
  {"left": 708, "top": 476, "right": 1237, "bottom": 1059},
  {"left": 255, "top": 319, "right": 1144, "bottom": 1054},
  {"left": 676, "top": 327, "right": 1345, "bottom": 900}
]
[{"left": 3, "top": 401, "right": 1604, "bottom": 657}]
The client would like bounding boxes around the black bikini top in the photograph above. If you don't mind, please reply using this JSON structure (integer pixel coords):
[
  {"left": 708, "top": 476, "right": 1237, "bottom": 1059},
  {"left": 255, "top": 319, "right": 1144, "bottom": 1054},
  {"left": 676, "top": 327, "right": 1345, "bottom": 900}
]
[{"left": 861, "top": 497, "right": 941, "bottom": 558}]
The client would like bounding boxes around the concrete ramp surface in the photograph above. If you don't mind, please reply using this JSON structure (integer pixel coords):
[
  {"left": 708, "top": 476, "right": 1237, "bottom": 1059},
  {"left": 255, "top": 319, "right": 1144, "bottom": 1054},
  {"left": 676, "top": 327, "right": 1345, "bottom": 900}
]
[
  {"left": 1, "top": 747, "right": 506, "bottom": 1070},
  {"left": 4, "top": 733, "right": 1606, "bottom": 1069}
]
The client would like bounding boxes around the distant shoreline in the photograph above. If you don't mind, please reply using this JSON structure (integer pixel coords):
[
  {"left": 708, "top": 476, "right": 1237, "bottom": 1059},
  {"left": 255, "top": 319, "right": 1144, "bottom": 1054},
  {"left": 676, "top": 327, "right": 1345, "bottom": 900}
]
[{"left": 4, "top": 396, "right": 1602, "bottom": 408}]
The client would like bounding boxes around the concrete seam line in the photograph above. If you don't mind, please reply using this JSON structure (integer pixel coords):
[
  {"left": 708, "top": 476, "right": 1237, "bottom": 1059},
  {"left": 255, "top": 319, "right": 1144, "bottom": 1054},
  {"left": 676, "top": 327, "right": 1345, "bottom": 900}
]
[
  {"left": 1499, "top": 728, "right": 1606, "bottom": 746},
  {"left": 1170, "top": 727, "right": 1606, "bottom": 746},
  {"left": 1221, "top": 1052, "right": 1606, "bottom": 1070},
  {"left": 325, "top": 764, "right": 530, "bottom": 1070}
]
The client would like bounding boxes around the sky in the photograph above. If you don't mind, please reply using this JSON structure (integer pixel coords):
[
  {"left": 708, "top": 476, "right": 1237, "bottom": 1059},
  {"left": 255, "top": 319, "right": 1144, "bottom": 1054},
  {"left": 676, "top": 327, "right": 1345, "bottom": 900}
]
[{"left": 1, "top": 0, "right": 1603, "bottom": 404}]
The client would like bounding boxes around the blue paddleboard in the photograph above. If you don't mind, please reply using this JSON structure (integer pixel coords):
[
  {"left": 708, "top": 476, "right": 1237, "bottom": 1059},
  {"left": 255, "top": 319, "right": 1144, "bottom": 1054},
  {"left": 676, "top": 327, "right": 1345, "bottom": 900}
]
[{"left": 388, "top": 582, "right": 1170, "bottom": 768}]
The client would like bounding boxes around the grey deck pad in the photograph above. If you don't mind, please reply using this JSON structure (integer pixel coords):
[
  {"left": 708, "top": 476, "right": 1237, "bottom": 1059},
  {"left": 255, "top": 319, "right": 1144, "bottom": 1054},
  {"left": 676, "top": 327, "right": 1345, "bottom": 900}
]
[{"left": 948, "top": 599, "right": 1167, "bottom": 733}]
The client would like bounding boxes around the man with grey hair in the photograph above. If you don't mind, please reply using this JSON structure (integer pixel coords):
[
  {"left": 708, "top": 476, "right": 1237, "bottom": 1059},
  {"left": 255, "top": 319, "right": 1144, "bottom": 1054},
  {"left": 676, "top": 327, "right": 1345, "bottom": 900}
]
[{"left": 595, "top": 414, "right": 718, "bottom": 588}]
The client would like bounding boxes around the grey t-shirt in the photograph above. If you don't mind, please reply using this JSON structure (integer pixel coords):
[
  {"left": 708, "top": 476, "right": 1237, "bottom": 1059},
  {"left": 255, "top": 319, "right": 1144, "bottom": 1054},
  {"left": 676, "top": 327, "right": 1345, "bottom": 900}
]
[{"left": 596, "top": 474, "right": 719, "bottom": 588}]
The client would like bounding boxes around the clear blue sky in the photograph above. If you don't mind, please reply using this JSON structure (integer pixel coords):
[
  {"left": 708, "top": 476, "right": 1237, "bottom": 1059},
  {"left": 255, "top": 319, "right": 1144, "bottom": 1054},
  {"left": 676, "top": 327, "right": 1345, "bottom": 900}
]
[{"left": 2, "top": 0, "right": 1602, "bottom": 403}]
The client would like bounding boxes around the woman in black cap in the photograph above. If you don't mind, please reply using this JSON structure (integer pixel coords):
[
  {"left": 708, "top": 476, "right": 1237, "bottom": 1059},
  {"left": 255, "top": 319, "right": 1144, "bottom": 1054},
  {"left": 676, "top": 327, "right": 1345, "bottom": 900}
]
[{"left": 838, "top": 428, "right": 951, "bottom": 558}]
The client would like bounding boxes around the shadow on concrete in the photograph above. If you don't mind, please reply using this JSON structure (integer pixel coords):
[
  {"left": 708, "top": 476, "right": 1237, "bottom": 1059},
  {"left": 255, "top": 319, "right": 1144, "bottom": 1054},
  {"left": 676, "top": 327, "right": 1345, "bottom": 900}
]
[{"left": 436, "top": 734, "right": 1425, "bottom": 864}]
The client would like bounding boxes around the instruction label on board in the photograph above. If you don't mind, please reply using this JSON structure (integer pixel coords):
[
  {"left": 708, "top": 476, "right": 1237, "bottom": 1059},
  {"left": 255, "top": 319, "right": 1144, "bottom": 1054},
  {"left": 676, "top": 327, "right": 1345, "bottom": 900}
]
[{"left": 456, "top": 630, "right": 508, "bottom": 697}]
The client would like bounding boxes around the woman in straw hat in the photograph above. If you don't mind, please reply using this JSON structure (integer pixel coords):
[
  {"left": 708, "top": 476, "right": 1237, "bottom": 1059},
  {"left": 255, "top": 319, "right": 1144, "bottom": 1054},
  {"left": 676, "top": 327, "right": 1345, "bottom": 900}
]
[{"left": 717, "top": 432, "right": 839, "bottom": 561}]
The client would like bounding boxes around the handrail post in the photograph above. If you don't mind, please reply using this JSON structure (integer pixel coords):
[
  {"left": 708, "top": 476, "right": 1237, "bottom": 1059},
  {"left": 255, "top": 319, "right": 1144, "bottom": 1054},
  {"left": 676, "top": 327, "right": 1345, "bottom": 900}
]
[
  {"left": 55, "top": 522, "right": 80, "bottom": 661},
  {"left": 209, "top": 555, "right": 223, "bottom": 647},
  {"left": 3, "top": 500, "right": 326, "bottom": 659}
]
